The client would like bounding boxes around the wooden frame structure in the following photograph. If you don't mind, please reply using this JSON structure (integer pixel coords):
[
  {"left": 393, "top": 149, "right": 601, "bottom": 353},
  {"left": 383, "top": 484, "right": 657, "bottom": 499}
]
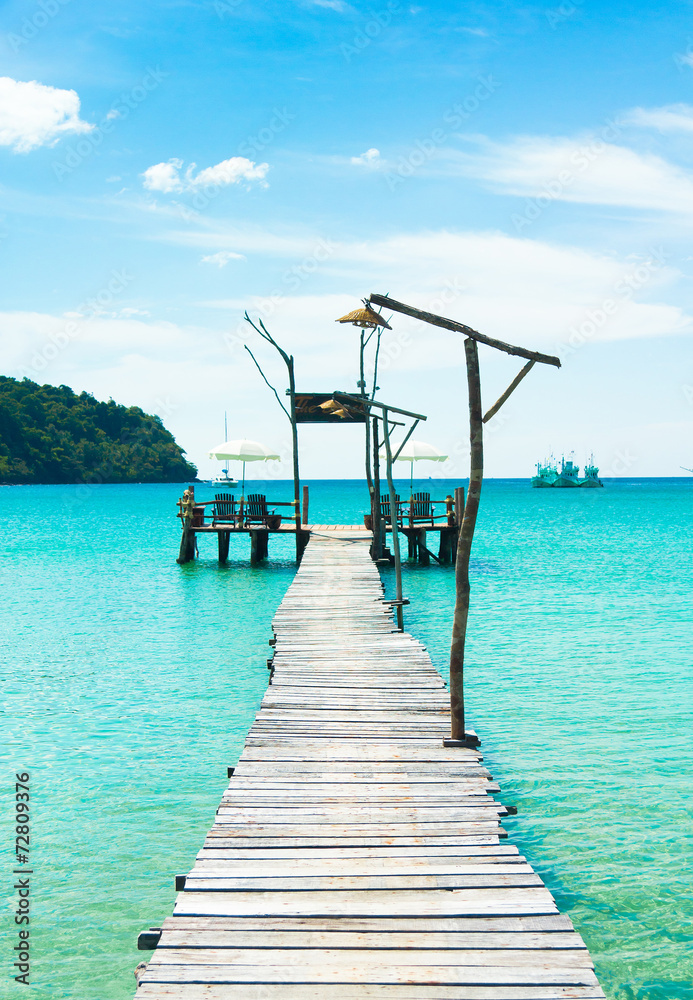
[
  {"left": 368, "top": 293, "right": 561, "bottom": 745},
  {"left": 334, "top": 392, "right": 427, "bottom": 632}
]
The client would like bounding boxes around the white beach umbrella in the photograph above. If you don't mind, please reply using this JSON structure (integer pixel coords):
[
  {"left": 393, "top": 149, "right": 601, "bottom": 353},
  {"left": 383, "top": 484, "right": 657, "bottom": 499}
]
[
  {"left": 208, "top": 438, "right": 281, "bottom": 494},
  {"left": 379, "top": 439, "right": 448, "bottom": 491}
]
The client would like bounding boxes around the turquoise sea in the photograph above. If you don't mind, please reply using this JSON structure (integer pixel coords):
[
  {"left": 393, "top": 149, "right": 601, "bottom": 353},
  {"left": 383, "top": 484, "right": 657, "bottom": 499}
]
[{"left": 1, "top": 478, "right": 692, "bottom": 1000}]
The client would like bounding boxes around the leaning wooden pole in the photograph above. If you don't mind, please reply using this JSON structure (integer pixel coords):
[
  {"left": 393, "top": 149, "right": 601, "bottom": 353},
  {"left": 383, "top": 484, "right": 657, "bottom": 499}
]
[
  {"left": 287, "top": 357, "right": 303, "bottom": 561},
  {"left": 449, "top": 339, "right": 483, "bottom": 742},
  {"left": 383, "top": 410, "right": 405, "bottom": 631},
  {"left": 370, "top": 417, "right": 384, "bottom": 561}
]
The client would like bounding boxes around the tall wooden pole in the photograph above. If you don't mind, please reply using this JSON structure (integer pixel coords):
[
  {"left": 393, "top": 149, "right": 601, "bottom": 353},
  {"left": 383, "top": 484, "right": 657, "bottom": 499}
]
[
  {"left": 361, "top": 330, "right": 374, "bottom": 496},
  {"left": 383, "top": 409, "right": 404, "bottom": 631},
  {"left": 287, "top": 356, "right": 302, "bottom": 561},
  {"left": 449, "top": 338, "right": 483, "bottom": 741},
  {"left": 370, "top": 417, "right": 383, "bottom": 560}
]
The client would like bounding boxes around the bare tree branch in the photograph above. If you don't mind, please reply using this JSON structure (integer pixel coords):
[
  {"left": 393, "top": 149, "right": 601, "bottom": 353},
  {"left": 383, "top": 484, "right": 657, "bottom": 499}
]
[{"left": 244, "top": 345, "right": 291, "bottom": 422}]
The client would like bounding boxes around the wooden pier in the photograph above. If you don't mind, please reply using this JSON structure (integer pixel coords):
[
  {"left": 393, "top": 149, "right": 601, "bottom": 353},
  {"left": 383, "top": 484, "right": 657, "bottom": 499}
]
[
  {"left": 176, "top": 485, "right": 464, "bottom": 566},
  {"left": 137, "top": 532, "right": 603, "bottom": 999}
]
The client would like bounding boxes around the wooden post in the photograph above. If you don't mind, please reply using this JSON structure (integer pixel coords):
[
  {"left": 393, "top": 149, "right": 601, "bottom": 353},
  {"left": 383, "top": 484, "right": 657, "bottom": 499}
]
[
  {"left": 287, "top": 358, "right": 303, "bottom": 563},
  {"left": 383, "top": 409, "right": 405, "bottom": 631},
  {"left": 296, "top": 530, "right": 310, "bottom": 560},
  {"left": 407, "top": 530, "right": 416, "bottom": 560},
  {"left": 417, "top": 527, "right": 430, "bottom": 566},
  {"left": 217, "top": 530, "right": 230, "bottom": 564},
  {"left": 449, "top": 339, "right": 483, "bottom": 743},
  {"left": 454, "top": 486, "right": 465, "bottom": 526},
  {"left": 302, "top": 484, "right": 309, "bottom": 526},
  {"left": 370, "top": 417, "right": 384, "bottom": 560},
  {"left": 438, "top": 528, "right": 453, "bottom": 564},
  {"left": 361, "top": 330, "right": 374, "bottom": 497},
  {"left": 446, "top": 495, "right": 454, "bottom": 526},
  {"left": 176, "top": 486, "right": 196, "bottom": 564},
  {"left": 250, "top": 529, "right": 268, "bottom": 565}
]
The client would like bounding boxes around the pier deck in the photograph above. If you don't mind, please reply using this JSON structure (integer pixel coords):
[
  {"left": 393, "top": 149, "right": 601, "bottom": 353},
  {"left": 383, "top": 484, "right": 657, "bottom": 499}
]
[{"left": 137, "top": 534, "right": 603, "bottom": 999}]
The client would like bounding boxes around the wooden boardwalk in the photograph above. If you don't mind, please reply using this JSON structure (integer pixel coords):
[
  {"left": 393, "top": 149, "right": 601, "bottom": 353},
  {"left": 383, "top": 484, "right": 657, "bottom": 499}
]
[{"left": 137, "top": 534, "right": 603, "bottom": 999}]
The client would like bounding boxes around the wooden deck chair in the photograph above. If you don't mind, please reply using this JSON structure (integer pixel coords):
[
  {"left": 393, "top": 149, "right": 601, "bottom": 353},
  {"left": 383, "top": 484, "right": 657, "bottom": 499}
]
[
  {"left": 213, "top": 493, "right": 237, "bottom": 525},
  {"left": 380, "top": 493, "right": 404, "bottom": 527},
  {"left": 245, "top": 493, "right": 277, "bottom": 527},
  {"left": 408, "top": 491, "right": 436, "bottom": 526}
]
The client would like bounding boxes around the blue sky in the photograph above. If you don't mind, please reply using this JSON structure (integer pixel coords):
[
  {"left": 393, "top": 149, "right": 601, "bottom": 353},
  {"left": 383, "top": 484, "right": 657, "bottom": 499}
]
[{"left": 1, "top": 0, "right": 692, "bottom": 478}]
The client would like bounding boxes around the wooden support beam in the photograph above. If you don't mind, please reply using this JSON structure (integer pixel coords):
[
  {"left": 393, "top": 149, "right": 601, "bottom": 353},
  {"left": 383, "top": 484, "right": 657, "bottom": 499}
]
[
  {"left": 483, "top": 360, "right": 536, "bottom": 424},
  {"left": 302, "top": 485, "right": 309, "bottom": 526},
  {"left": 450, "top": 339, "right": 483, "bottom": 743},
  {"left": 218, "top": 531, "right": 230, "bottom": 565},
  {"left": 417, "top": 528, "right": 430, "bottom": 566},
  {"left": 438, "top": 527, "right": 455, "bottom": 565},
  {"left": 296, "top": 530, "right": 310, "bottom": 562},
  {"left": 368, "top": 294, "right": 561, "bottom": 368},
  {"left": 250, "top": 529, "right": 269, "bottom": 565}
]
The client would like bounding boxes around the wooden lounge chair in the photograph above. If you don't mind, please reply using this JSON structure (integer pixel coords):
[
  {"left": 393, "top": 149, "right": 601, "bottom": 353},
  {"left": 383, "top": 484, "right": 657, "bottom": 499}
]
[
  {"left": 245, "top": 493, "right": 278, "bottom": 527},
  {"left": 380, "top": 493, "right": 404, "bottom": 528},
  {"left": 408, "top": 491, "right": 436, "bottom": 526},
  {"left": 213, "top": 493, "right": 237, "bottom": 526}
]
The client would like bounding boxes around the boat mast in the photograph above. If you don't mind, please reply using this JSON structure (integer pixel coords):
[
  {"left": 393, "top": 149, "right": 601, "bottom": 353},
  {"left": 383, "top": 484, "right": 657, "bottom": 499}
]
[{"left": 224, "top": 412, "right": 229, "bottom": 478}]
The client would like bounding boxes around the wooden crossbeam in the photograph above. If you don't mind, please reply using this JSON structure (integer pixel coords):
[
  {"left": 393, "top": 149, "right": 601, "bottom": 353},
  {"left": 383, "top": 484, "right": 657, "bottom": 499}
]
[{"left": 368, "top": 294, "right": 561, "bottom": 368}]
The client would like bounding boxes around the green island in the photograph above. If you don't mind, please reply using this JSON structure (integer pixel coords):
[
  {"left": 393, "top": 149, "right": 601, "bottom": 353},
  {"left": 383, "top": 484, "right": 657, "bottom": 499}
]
[{"left": 0, "top": 376, "right": 197, "bottom": 484}]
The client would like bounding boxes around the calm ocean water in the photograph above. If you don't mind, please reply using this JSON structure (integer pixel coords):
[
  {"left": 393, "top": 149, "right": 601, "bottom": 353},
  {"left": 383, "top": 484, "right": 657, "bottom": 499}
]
[{"left": 1, "top": 478, "right": 691, "bottom": 999}]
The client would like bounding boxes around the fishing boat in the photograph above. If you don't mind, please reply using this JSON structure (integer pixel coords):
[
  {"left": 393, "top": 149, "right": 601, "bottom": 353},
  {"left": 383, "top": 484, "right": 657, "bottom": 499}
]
[
  {"left": 532, "top": 454, "right": 603, "bottom": 488},
  {"left": 554, "top": 456, "right": 580, "bottom": 488},
  {"left": 580, "top": 454, "right": 603, "bottom": 488},
  {"left": 531, "top": 459, "right": 558, "bottom": 487}
]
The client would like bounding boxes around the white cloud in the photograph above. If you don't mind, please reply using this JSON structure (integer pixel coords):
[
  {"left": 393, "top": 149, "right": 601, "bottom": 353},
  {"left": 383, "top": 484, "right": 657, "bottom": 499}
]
[
  {"left": 624, "top": 103, "right": 693, "bottom": 133},
  {"left": 201, "top": 250, "right": 245, "bottom": 267},
  {"left": 142, "top": 158, "right": 184, "bottom": 193},
  {"left": 350, "top": 148, "right": 381, "bottom": 168},
  {"left": 142, "top": 156, "right": 269, "bottom": 193},
  {"left": 453, "top": 134, "right": 693, "bottom": 215},
  {"left": 0, "top": 77, "right": 93, "bottom": 153},
  {"left": 119, "top": 307, "right": 150, "bottom": 318},
  {"left": 458, "top": 26, "right": 489, "bottom": 37},
  {"left": 308, "top": 0, "right": 349, "bottom": 10}
]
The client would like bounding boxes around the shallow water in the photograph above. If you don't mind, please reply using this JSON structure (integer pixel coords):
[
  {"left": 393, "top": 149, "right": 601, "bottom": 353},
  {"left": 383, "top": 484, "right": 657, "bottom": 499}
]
[{"left": 1, "top": 478, "right": 691, "bottom": 999}]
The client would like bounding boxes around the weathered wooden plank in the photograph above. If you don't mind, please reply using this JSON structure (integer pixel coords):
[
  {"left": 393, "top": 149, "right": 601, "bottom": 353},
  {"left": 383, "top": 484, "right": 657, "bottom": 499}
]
[
  {"left": 139, "top": 962, "right": 597, "bottom": 985},
  {"left": 189, "top": 860, "right": 531, "bottom": 877},
  {"left": 196, "top": 846, "right": 521, "bottom": 861},
  {"left": 203, "top": 835, "right": 505, "bottom": 848},
  {"left": 158, "top": 929, "right": 585, "bottom": 951},
  {"left": 159, "top": 915, "right": 574, "bottom": 934},
  {"left": 150, "top": 947, "right": 593, "bottom": 969},
  {"left": 173, "top": 888, "right": 559, "bottom": 917},
  {"left": 136, "top": 984, "right": 606, "bottom": 1000}
]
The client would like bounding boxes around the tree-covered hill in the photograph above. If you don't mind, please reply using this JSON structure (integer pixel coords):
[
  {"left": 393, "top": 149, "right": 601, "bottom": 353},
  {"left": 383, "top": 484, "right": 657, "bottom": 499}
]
[{"left": 0, "top": 377, "right": 197, "bottom": 484}]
